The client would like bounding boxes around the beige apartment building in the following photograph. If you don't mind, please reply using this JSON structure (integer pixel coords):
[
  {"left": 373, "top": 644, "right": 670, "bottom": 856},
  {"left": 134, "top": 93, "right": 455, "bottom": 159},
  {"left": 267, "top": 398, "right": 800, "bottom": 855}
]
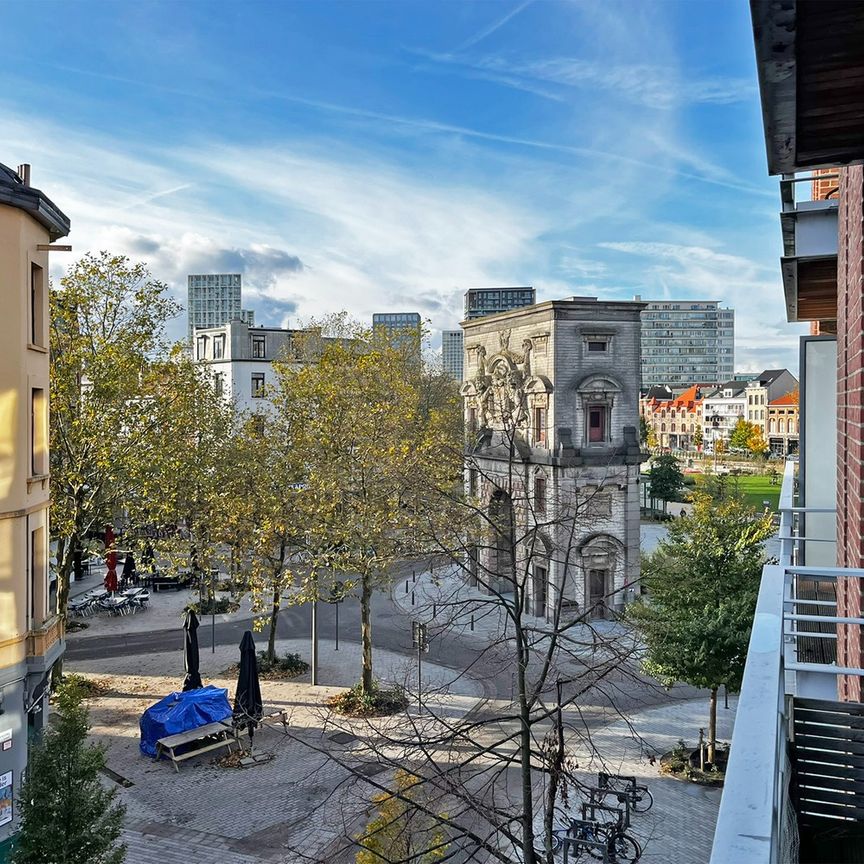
[{"left": 0, "top": 163, "right": 70, "bottom": 855}]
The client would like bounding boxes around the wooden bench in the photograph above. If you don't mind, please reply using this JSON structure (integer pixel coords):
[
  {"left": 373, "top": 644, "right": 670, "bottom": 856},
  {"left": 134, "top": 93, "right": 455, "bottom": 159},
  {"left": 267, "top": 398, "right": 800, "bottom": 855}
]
[{"left": 154, "top": 721, "right": 237, "bottom": 772}]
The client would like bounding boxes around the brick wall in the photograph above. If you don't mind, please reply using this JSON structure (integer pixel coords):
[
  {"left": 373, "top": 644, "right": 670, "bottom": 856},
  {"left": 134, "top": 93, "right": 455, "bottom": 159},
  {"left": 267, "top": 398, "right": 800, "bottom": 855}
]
[{"left": 836, "top": 164, "right": 864, "bottom": 700}]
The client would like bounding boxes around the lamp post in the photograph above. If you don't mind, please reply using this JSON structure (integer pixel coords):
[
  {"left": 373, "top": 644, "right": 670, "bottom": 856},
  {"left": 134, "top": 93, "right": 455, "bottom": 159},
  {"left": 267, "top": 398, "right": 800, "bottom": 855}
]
[{"left": 412, "top": 621, "right": 429, "bottom": 713}]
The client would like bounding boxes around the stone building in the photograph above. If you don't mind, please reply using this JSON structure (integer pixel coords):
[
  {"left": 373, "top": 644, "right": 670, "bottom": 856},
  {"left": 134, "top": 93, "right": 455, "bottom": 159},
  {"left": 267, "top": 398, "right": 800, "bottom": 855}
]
[
  {"left": 0, "top": 163, "right": 70, "bottom": 855},
  {"left": 459, "top": 298, "right": 644, "bottom": 620}
]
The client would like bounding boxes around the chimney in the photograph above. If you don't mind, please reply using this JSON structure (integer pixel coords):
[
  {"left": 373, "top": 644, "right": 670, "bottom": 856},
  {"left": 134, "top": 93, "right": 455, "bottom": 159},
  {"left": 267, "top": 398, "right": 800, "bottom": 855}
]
[{"left": 16, "top": 164, "right": 31, "bottom": 186}]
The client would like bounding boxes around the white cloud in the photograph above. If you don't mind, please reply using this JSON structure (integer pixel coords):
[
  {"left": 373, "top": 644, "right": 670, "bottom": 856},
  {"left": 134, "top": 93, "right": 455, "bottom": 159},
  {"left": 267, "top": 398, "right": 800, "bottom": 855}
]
[
  {"left": 597, "top": 241, "right": 805, "bottom": 372},
  {"left": 1, "top": 107, "right": 547, "bottom": 338}
]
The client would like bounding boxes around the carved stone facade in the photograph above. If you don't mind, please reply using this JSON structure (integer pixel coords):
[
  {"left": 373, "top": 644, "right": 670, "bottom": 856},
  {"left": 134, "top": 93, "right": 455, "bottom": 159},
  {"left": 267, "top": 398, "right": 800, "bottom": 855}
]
[{"left": 460, "top": 298, "right": 645, "bottom": 619}]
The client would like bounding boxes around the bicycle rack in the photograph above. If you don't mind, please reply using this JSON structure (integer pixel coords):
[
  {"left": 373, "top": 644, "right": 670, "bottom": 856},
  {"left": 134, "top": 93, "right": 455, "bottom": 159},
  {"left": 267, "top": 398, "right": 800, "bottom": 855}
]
[
  {"left": 561, "top": 819, "right": 609, "bottom": 864},
  {"left": 586, "top": 787, "right": 632, "bottom": 828},
  {"left": 581, "top": 801, "right": 626, "bottom": 829}
]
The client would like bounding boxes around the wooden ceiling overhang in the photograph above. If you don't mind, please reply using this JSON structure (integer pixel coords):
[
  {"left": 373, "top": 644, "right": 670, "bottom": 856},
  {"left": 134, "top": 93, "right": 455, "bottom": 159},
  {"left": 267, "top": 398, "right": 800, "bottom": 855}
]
[
  {"left": 751, "top": 0, "right": 864, "bottom": 175},
  {"left": 781, "top": 255, "right": 838, "bottom": 322}
]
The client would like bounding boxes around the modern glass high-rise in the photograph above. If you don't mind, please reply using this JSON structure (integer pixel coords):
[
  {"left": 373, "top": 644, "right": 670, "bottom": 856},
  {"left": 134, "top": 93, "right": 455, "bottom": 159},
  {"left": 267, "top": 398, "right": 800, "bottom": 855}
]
[
  {"left": 372, "top": 312, "right": 422, "bottom": 355},
  {"left": 442, "top": 330, "right": 464, "bottom": 380},
  {"left": 187, "top": 273, "right": 255, "bottom": 342},
  {"left": 463, "top": 287, "right": 535, "bottom": 320},
  {"left": 637, "top": 298, "right": 735, "bottom": 387}
]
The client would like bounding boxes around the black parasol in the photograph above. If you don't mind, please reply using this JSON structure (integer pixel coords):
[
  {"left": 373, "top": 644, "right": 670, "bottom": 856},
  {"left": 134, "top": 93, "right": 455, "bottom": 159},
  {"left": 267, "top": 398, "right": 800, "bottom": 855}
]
[
  {"left": 234, "top": 631, "right": 263, "bottom": 747},
  {"left": 182, "top": 609, "right": 203, "bottom": 691}
]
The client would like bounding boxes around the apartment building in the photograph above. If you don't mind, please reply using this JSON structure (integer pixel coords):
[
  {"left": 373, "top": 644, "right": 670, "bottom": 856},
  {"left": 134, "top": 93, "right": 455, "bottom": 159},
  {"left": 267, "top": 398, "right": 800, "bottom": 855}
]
[
  {"left": 637, "top": 298, "right": 735, "bottom": 388},
  {"left": 441, "top": 329, "right": 464, "bottom": 380},
  {"left": 711, "top": 5, "right": 864, "bottom": 862},
  {"left": 463, "top": 286, "right": 535, "bottom": 320},
  {"left": 640, "top": 384, "right": 704, "bottom": 451},
  {"left": 187, "top": 273, "right": 254, "bottom": 342},
  {"left": 0, "top": 163, "right": 70, "bottom": 855}
]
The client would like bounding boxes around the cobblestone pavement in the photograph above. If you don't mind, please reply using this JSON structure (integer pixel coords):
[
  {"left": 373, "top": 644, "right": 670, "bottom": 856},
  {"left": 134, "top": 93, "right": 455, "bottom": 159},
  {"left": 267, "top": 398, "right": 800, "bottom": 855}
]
[{"left": 67, "top": 551, "right": 736, "bottom": 864}]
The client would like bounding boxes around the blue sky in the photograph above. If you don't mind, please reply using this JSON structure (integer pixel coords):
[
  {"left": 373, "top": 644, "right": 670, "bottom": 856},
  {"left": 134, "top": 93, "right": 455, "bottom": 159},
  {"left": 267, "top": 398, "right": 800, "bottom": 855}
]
[{"left": 0, "top": 0, "right": 802, "bottom": 371}]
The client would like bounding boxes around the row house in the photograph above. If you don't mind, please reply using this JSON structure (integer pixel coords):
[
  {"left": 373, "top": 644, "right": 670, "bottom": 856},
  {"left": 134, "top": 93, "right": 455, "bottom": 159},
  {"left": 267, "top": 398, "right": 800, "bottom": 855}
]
[
  {"left": 701, "top": 380, "right": 747, "bottom": 452},
  {"left": 640, "top": 384, "right": 704, "bottom": 451},
  {"left": 744, "top": 368, "right": 798, "bottom": 429},
  {"left": 766, "top": 392, "right": 799, "bottom": 456}
]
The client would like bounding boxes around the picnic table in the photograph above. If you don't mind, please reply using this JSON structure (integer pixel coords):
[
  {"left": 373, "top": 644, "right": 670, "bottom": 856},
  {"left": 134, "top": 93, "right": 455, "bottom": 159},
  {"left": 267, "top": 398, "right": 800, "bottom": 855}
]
[{"left": 154, "top": 721, "right": 237, "bottom": 772}]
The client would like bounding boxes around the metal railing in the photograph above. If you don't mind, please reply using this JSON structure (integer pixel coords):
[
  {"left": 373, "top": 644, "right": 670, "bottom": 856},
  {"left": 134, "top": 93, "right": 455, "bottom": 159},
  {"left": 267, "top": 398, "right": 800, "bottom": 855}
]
[{"left": 709, "top": 460, "right": 862, "bottom": 864}]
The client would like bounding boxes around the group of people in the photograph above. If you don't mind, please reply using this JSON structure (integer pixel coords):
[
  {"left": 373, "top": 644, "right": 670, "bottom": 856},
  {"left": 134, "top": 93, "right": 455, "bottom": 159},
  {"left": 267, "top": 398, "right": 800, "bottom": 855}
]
[{"left": 103, "top": 541, "right": 156, "bottom": 592}]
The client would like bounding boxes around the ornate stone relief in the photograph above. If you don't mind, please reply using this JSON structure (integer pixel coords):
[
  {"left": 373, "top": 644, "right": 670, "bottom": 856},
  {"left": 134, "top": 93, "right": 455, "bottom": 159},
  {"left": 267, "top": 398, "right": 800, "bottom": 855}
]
[{"left": 461, "top": 334, "right": 553, "bottom": 431}]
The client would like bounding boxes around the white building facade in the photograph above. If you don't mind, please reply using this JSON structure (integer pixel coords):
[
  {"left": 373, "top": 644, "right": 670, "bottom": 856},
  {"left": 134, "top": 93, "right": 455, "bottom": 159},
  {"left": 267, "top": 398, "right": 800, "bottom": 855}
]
[
  {"left": 460, "top": 299, "right": 644, "bottom": 620},
  {"left": 194, "top": 320, "right": 297, "bottom": 414},
  {"left": 701, "top": 381, "right": 747, "bottom": 451}
]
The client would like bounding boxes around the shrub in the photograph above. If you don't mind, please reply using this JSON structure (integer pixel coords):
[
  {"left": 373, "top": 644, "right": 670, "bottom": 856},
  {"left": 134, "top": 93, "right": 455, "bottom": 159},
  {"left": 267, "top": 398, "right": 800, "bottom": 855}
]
[
  {"left": 256, "top": 651, "right": 309, "bottom": 678},
  {"left": 184, "top": 596, "right": 238, "bottom": 616},
  {"left": 327, "top": 681, "right": 409, "bottom": 717}
]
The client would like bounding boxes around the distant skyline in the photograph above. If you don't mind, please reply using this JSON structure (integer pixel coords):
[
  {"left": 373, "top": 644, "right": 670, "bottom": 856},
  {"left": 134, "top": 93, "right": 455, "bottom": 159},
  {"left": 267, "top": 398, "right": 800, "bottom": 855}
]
[{"left": 0, "top": 0, "right": 803, "bottom": 371}]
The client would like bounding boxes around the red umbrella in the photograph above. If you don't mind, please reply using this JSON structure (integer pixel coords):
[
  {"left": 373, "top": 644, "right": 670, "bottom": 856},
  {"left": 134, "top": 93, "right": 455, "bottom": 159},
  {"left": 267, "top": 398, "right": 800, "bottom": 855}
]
[{"left": 104, "top": 526, "right": 118, "bottom": 593}]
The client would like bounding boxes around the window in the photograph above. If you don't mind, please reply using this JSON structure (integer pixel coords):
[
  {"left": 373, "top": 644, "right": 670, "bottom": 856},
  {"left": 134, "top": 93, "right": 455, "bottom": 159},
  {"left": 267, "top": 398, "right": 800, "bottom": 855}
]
[
  {"left": 587, "top": 340, "right": 607, "bottom": 353},
  {"left": 30, "top": 262, "right": 45, "bottom": 347},
  {"left": 588, "top": 405, "right": 606, "bottom": 443},
  {"left": 468, "top": 468, "right": 478, "bottom": 497},
  {"left": 31, "top": 388, "right": 46, "bottom": 476},
  {"left": 534, "top": 477, "right": 546, "bottom": 515},
  {"left": 196, "top": 336, "right": 208, "bottom": 360},
  {"left": 214, "top": 373, "right": 224, "bottom": 397},
  {"left": 213, "top": 335, "right": 225, "bottom": 360},
  {"left": 29, "top": 526, "right": 46, "bottom": 625},
  {"left": 533, "top": 407, "right": 547, "bottom": 445},
  {"left": 468, "top": 407, "right": 478, "bottom": 433},
  {"left": 252, "top": 335, "right": 266, "bottom": 359},
  {"left": 251, "top": 373, "right": 265, "bottom": 398}
]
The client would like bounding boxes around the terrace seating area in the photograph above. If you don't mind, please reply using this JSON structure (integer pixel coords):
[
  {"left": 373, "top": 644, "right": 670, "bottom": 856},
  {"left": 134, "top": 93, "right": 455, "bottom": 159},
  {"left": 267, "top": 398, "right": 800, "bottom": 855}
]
[{"left": 68, "top": 587, "right": 150, "bottom": 618}]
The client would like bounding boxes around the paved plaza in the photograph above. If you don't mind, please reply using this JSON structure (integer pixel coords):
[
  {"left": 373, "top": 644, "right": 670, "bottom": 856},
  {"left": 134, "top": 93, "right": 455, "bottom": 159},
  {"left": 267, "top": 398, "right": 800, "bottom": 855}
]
[{"left": 65, "top": 535, "right": 735, "bottom": 864}]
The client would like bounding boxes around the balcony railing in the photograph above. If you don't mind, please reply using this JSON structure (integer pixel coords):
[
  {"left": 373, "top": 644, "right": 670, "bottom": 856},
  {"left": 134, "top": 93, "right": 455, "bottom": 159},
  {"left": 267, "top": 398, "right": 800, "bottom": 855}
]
[
  {"left": 710, "top": 460, "right": 863, "bottom": 864},
  {"left": 779, "top": 173, "right": 839, "bottom": 324}
]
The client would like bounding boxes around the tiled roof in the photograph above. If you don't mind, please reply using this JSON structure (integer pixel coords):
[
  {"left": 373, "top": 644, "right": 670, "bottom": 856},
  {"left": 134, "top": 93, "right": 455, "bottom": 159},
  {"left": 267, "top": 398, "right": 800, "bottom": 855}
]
[{"left": 769, "top": 392, "right": 798, "bottom": 407}]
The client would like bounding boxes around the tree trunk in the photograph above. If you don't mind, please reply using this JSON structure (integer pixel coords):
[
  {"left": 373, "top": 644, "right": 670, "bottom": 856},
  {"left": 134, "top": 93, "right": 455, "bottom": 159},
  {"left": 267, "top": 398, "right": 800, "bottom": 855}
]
[
  {"left": 52, "top": 536, "right": 76, "bottom": 686},
  {"left": 267, "top": 583, "right": 281, "bottom": 663},
  {"left": 515, "top": 628, "right": 537, "bottom": 864},
  {"left": 708, "top": 686, "right": 718, "bottom": 764},
  {"left": 360, "top": 572, "right": 373, "bottom": 695}
]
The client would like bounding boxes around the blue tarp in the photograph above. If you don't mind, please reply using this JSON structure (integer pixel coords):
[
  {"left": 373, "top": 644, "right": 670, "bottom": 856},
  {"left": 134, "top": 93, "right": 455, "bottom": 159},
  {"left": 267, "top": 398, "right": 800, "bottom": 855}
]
[{"left": 139, "top": 685, "right": 232, "bottom": 757}]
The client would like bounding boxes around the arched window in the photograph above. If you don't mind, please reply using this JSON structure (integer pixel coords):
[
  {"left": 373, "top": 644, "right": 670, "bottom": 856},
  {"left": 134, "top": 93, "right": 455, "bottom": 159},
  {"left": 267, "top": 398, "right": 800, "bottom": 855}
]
[
  {"left": 769, "top": 418, "right": 776, "bottom": 433},
  {"left": 660, "top": 423, "right": 666, "bottom": 432},
  {"left": 671, "top": 422, "right": 676, "bottom": 432}
]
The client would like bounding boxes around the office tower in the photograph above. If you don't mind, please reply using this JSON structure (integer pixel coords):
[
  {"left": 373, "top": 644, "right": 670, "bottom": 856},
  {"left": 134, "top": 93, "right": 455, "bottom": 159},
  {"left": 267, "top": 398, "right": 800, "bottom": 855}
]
[
  {"left": 187, "top": 273, "right": 255, "bottom": 342},
  {"left": 442, "top": 330, "right": 464, "bottom": 380},
  {"left": 371, "top": 312, "right": 422, "bottom": 355}
]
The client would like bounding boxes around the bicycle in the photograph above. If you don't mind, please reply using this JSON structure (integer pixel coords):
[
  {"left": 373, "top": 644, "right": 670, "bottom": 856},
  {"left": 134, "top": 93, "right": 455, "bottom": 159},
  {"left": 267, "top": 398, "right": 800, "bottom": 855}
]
[
  {"left": 548, "top": 816, "right": 641, "bottom": 862},
  {"left": 597, "top": 772, "right": 654, "bottom": 814}
]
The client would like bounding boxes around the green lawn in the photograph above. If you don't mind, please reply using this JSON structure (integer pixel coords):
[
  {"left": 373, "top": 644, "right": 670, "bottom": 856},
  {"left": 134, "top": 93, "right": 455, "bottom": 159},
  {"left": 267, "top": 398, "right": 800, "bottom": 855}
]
[{"left": 721, "top": 473, "right": 782, "bottom": 510}]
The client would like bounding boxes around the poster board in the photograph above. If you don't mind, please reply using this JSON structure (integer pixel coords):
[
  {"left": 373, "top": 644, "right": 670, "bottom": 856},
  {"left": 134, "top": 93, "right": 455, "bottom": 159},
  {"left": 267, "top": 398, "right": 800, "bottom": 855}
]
[{"left": 0, "top": 771, "right": 12, "bottom": 827}]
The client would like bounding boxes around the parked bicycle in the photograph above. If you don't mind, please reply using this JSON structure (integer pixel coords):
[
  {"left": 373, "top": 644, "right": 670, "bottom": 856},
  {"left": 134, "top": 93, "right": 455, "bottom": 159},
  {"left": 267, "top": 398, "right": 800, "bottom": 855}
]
[
  {"left": 596, "top": 772, "right": 654, "bottom": 814},
  {"left": 548, "top": 816, "right": 641, "bottom": 862}
]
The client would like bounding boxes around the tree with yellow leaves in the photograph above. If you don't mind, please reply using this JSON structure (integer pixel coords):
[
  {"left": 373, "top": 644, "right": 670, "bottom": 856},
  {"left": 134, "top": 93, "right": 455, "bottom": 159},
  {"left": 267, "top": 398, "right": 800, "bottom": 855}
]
[
  {"left": 271, "top": 319, "right": 460, "bottom": 698},
  {"left": 355, "top": 770, "right": 448, "bottom": 864},
  {"left": 50, "top": 253, "right": 181, "bottom": 631}
]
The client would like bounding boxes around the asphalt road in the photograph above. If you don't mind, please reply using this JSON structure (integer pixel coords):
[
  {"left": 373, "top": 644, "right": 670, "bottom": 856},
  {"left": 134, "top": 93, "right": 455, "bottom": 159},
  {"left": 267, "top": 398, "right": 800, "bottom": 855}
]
[{"left": 65, "top": 589, "right": 698, "bottom": 711}]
